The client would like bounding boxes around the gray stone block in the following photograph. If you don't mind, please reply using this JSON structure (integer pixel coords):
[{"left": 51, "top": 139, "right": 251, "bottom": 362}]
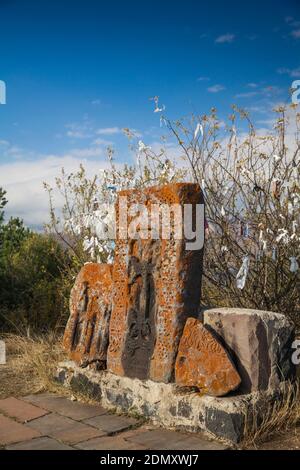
[
  {"left": 205, "top": 408, "right": 244, "bottom": 444},
  {"left": 202, "top": 308, "right": 295, "bottom": 393}
]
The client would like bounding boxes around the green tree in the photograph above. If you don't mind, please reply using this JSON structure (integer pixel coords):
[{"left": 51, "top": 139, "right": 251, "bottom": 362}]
[{"left": 0, "top": 191, "right": 71, "bottom": 332}]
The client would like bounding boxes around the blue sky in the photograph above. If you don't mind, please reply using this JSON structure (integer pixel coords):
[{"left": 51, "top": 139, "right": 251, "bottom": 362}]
[{"left": 0, "top": 0, "right": 299, "bottom": 226}]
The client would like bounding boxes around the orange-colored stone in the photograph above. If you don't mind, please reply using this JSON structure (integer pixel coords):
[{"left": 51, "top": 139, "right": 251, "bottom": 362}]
[
  {"left": 175, "top": 318, "right": 241, "bottom": 396},
  {"left": 63, "top": 263, "right": 113, "bottom": 367},
  {"left": 107, "top": 183, "right": 204, "bottom": 383}
]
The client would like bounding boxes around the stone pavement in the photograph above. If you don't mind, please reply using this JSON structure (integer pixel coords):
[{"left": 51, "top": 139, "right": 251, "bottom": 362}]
[{"left": 0, "top": 393, "right": 228, "bottom": 450}]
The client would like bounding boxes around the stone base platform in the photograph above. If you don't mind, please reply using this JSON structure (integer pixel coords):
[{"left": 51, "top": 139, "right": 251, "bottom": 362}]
[{"left": 56, "top": 361, "right": 287, "bottom": 444}]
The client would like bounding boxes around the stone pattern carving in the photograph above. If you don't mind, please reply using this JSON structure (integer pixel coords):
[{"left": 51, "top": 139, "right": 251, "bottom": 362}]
[
  {"left": 107, "top": 183, "right": 204, "bottom": 382},
  {"left": 175, "top": 318, "right": 241, "bottom": 396},
  {"left": 63, "top": 263, "right": 113, "bottom": 368}
]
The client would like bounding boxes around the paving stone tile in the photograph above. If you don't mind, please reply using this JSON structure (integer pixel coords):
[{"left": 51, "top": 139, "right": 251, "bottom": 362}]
[
  {"left": 22, "top": 394, "right": 106, "bottom": 420},
  {"left": 125, "top": 428, "right": 227, "bottom": 450},
  {"left": 0, "top": 414, "right": 41, "bottom": 446},
  {"left": 76, "top": 435, "right": 147, "bottom": 450},
  {"left": 26, "top": 412, "right": 105, "bottom": 444},
  {"left": 83, "top": 414, "right": 139, "bottom": 434},
  {"left": 23, "top": 393, "right": 54, "bottom": 403},
  {"left": 6, "top": 437, "right": 73, "bottom": 450},
  {"left": 0, "top": 397, "right": 49, "bottom": 423}
]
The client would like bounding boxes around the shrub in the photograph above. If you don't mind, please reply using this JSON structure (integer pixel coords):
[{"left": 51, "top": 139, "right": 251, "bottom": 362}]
[{"left": 0, "top": 229, "right": 72, "bottom": 332}]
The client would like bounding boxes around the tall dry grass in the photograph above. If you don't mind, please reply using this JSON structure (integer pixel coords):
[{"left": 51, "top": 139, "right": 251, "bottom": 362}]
[
  {"left": 2, "top": 333, "right": 66, "bottom": 397},
  {"left": 241, "top": 380, "right": 300, "bottom": 448}
]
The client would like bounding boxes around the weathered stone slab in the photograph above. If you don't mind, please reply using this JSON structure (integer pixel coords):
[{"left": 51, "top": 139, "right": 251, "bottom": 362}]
[
  {"left": 63, "top": 263, "right": 113, "bottom": 367},
  {"left": 0, "top": 397, "right": 48, "bottom": 422},
  {"left": 22, "top": 394, "right": 107, "bottom": 420},
  {"left": 0, "top": 415, "right": 41, "bottom": 445},
  {"left": 26, "top": 413, "right": 104, "bottom": 444},
  {"left": 83, "top": 414, "right": 139, "bottom": 434},
  {"left": 175, "top": 318, "right": 241, "bottom": 396},
  {"left": 6, "top": 436, "right": 73, "bottom": 450},
  {"left": 75, "top": 434, "right": 147, "bottom": 450},
  {"left": 202, "top": 308, "right": 296, "bottom": 393},
  {"left": 125, "top": 428, "right": 228, "bottom": 450},
  {"left": 107, "top": 183, "right": 204, "bottom": 383}
]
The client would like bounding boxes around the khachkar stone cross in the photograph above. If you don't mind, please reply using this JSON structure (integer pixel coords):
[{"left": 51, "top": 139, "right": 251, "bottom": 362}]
[
  {"left": 107, "top": 183, "right": 204, "bottom": 383},
  {"left": 63, "top": 263, "right": 113, "bottom": 368}
]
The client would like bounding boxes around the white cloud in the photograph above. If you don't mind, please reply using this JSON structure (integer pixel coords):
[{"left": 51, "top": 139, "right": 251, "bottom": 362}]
[
  {"left": 92, "top": 138, "right": 113, "bottom": 146},
  {"left": 96, "top": 127, "right": 123, "bottom": 135},
  {"left": 65, "top": 122, "right": 93, "bottom": 139},
  {"left": 66, "top": 147, "right": 103, "bottom": 158},
  {"left": 207, "top": 84, "right": 225, "bottom": 93},
  {"left": 235, "top": 91, "right": 259, "bottom": 99},
  {"left": 215, "top": 34, "right": 235, "bottom": 44},
  {"left": 66, "top": 130, "right": 90, "bottom": 139},
  {"left": 0, "top": 148, "right": 110, "bottom": 227},
  {"left": 291, "top": 29, "right": 300, "bottom": 39},
  {"left": 235, "top": 85, "right": 283, "bottom": 102},
  {"left": 277, "top": 66, "right": 300, "bottom": 78},
  {"left": 247, "top": 105, "right": 270, "bottom": 114},
  {"left": 197, "top": 76, "right": 210, "bottom": 82},
  {"left": 91, "top": 99, "right": 101, "bottom": 106}
]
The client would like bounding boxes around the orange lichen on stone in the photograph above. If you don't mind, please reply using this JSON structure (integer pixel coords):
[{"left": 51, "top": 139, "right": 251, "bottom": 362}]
[
  {"left": 107, "top": 183, "right": 204, "bottom": 383},
  {"left": 63, "top": 263, "right": 113, "bottom": 368},
  {"left": 175, "top": 318, "right": 241, "bottom": 397}
]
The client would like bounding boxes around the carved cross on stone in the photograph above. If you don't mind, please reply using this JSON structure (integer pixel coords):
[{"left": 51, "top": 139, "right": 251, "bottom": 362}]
[{"left": 121, "top": 254, "right": 157, "bottom": 379}]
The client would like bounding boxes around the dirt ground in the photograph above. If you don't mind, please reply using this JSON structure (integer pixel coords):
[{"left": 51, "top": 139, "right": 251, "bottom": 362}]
[{"left": 0, "top": 363, "right": 35, "bottom": 400}]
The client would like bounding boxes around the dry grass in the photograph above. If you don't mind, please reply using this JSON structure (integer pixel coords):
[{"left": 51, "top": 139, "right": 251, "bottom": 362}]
[
  {"left": 0, "top": 333, "right": 67, "bottom": 399},
  {"left": 241, "top": 380, "right": 300, "bottom": 449}
]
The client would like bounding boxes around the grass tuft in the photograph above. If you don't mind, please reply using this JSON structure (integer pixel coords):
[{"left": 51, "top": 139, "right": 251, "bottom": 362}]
[{"left": 241, "top": 380, "right": 300, "bottom": 448}]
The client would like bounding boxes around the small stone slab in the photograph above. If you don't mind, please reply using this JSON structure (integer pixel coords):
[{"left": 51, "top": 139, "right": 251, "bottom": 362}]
[
  {"left": 125, "top": 428, "right": 227, "bottom": 450},
  {"left": 0, "top": 397, "right": 48, "bottom": 422},
  {"left": 63, "top": 263, "right": 113, "bottom": 367},
  {"left": 76, "top": 435, "right": 146, "bottom": 450},
  {"left": 0, "top": 414, "right": 41, "bottom": 445},
  {"left": 83, "top": 414, "right": 138, "bottom": 434},
  {"left": 22, "top": 394, "right": 107, "bottom": 420},
  {"left": 26, "top": 413, "right": 104, "bottom": 444},
  {"left": 6, "top": 436, "right": 73, "bottom": 450},
  {"left": 175, "top": 318, "right": 241, "bottom": 396}
]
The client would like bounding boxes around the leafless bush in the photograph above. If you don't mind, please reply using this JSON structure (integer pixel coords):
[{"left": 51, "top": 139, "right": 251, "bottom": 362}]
[{"left": 45, "top": 105, "right": 300, "bottom": 326}]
